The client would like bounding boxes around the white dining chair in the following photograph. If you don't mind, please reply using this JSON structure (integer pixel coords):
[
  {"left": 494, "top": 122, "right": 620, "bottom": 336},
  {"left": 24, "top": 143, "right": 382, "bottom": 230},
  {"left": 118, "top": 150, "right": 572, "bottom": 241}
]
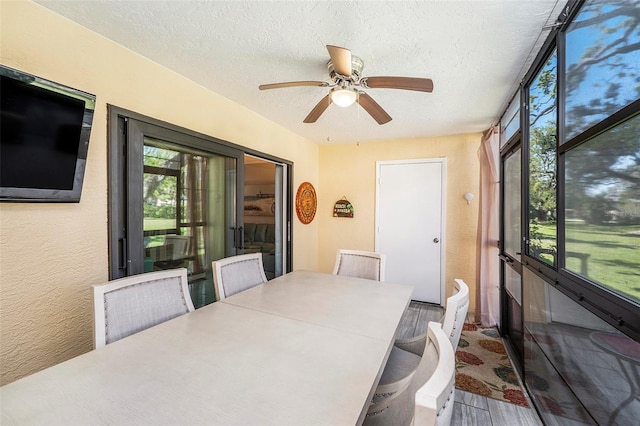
[
  {"left": 369, "top": 279, "right": 468, "bottom": 409},
  {"left": 395, "top": 278, "right": 470, "bottom": 356},
  {"left": 93, "top": 268, "right": 195, "bottom": 348},
  {"left": 365, "top": 322, "right": 456, "bottom": 426},
  {"left": 413, "top": 322, "right": 456, "bottom": 426},
  {"left": 332, "top": 249, "right": 386, "bottom": 281},
  {"left": 212, "top": 253, "right": 268, "bottom": 300}
]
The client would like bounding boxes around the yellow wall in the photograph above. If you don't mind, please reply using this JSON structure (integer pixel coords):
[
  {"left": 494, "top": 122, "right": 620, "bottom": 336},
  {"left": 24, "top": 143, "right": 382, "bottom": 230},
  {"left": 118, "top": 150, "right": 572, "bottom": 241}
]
[
  {"left": 0, "top": 1, "right": 319, "bottom": 385},
  {"left": 318, "top": 135, "right": 481, "bottom": 310}
]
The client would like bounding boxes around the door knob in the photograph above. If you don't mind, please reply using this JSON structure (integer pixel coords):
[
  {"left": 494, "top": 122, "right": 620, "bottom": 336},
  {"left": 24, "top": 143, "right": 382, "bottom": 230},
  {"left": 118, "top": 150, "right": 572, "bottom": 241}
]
[{"left": 433, "top": 238, "right": 440, "bottom": 243}]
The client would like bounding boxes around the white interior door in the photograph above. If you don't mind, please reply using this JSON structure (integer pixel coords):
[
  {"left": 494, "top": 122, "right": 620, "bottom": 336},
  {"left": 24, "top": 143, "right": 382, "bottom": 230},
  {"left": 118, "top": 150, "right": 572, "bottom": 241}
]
[{"left": 375, "top": 159, "right": 446, "bottom": 304}]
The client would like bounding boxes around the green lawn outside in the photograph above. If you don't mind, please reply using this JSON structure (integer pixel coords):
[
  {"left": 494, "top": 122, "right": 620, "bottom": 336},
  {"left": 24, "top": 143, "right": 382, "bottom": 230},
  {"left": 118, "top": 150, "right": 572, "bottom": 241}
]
[
  {"left": 144, "top": 218, "right": 177, "bottom": 247},
  {"left": 529, "top": 222, "right": 557, "bottom": 266},
  {"left": 144, "top": 217, "right": 176, "bottom": 231},
  {"left": 535, "top": 221, "right": 639, "bottom": 303}
]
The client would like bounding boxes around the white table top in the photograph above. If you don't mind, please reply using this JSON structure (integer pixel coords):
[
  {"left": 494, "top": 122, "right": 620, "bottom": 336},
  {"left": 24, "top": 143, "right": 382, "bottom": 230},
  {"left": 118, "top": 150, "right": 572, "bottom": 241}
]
[
  {"left": 1, "top": 271, "right": 412, "bottom": 426},
  {"left": 221, "top": 270, "right": 414, "bottom": 341}
]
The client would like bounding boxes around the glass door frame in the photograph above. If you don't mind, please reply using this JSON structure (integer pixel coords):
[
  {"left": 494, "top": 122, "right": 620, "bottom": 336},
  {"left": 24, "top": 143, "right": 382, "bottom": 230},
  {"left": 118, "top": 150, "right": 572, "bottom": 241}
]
[
  {"left": 107, "top": 105, "right": 293, "bottom": 280},
  {"left": 500, "top": 137, "right": 523, "bottom": 270},
  {"left": 499, "top": 134, "right": 525, "bottom": 372}
]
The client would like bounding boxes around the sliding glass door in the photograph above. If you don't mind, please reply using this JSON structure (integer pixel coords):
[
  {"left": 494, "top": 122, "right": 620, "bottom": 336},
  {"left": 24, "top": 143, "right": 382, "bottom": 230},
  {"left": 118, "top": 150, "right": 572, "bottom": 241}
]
[
  {"left": 109, "top": 107, "right": 292, "bottom": 308},
  {"left": 243, "top": 155, "right": 288, "bottom": 280},
  {"left": 500, "top": 144, "right": 524, "bottom": 369}
]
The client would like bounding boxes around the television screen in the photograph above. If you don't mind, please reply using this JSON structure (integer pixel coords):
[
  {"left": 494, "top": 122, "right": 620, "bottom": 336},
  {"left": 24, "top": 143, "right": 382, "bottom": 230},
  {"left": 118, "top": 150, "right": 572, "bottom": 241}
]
[{"left": 0, "top": 65, "right": 95, "bottom": 202}]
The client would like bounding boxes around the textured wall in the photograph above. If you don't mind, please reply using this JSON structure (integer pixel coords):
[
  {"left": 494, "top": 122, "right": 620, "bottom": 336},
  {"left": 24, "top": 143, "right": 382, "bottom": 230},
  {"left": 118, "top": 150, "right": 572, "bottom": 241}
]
[
  {"left": 318, "top": 135, "right": 481, "bottom": 311},
  {"left": 0, "top": 1, "right": 318, "bottom": 385}
]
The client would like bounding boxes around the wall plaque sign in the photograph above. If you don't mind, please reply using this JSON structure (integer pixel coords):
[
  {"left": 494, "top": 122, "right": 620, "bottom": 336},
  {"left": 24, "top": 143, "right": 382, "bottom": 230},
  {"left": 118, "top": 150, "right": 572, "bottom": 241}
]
[
  {"left": 333, "top": 197, "right": 354, "bottom": 218},
  {"left": 295, "top": 182, "right": 317, "bottom": 224}
]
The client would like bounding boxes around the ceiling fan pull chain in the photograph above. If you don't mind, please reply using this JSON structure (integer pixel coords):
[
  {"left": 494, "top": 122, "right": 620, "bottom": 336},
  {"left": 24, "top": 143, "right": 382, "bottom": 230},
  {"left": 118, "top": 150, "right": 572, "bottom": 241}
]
[{"left": 356, "top": 90, "right": 361, "bottom": 146}]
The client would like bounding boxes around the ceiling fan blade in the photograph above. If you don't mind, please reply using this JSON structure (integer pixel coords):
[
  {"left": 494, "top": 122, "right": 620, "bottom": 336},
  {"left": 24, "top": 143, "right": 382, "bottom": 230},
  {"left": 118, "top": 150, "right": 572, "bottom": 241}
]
[
  {"left": 259, "top": 81, "right": 327, "bottom": 90},
  {"left": 326, "top": 45, "right": 352, "bottom": 77},
  {"left": 363, "top": 76, "right": 434, "bottom": 92},
  {"left": 357, "top": 92, "right": 392, "bottom": 125},
  {"left": 303, "top": 94, "right": 332, "bottom": 123}
]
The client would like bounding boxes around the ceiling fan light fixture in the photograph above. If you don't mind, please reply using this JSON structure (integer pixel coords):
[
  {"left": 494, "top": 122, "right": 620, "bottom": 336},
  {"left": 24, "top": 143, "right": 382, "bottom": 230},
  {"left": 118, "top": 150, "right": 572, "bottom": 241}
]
[{"left": 330, "top": 88, "right": 357, "bottom": 107}]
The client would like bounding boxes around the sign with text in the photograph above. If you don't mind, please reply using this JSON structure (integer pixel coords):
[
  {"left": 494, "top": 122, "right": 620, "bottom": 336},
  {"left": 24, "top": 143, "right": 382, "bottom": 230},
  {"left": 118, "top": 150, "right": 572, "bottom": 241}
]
[{"left": 333, "top": 198, "right": 354, "bottom": 218}]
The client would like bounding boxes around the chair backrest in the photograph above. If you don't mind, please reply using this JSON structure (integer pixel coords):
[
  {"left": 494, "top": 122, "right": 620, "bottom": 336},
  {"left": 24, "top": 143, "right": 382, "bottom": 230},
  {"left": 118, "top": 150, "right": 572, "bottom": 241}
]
[
  {"left": 413, "top": 322, "right": 456, "bottom": 426},
  {"left": 440, "top": 278, "right": 470, "bottom": 351},
  {"left": 93, "top": 268, "right": 195, "bottom": 348},
  {"left": 164, "top": 234, "right": 191, "bottom": 259},
  {"left": 212, "top": 253, "right": 268, "bottom": 300},
  {"left": 332, "top": 249, "right": 386, "bottom": 281}
]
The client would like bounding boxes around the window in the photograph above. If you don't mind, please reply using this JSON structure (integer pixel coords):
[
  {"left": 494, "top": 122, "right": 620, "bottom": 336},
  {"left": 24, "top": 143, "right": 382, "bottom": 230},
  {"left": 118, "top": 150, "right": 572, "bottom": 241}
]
[
  {"left": 143, "top": 144, "right": 181, "bottom": 241},
  {"left": 527, "top": 51, "right": 557, "bottom": 267},
  {"left": 560, "top": 0, "right": 640, "bottom": 307},
  {"left": 564, "top": 0, "right": 640, "bottom": 140},
  {"left": 564, "top": 113, "right": 640, "bottom": 304}
]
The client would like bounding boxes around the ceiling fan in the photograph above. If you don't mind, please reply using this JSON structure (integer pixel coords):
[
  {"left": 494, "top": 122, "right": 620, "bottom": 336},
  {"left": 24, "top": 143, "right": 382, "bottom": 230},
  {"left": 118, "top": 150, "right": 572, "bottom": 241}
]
[{"left": 259, "top": 45, "right": 433, "bottom": 125}]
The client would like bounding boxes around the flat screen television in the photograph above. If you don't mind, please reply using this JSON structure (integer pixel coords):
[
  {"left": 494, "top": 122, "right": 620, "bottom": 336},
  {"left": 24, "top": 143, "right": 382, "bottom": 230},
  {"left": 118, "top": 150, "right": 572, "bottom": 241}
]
[{"left": 0, "top": 65, "right": 95, "bottom": 202}]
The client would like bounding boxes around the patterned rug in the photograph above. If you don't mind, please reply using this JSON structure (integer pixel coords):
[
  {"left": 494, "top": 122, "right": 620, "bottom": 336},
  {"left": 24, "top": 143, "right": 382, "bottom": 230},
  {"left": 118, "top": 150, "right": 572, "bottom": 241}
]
[{"left": 455, "top": 323, "right": 528, "bottom": 406}]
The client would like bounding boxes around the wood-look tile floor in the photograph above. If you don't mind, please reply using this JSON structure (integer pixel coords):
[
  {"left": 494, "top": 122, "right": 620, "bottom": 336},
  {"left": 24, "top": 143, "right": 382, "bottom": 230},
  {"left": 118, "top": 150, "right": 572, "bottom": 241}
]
[{"left": 399, "top": 301, "right": 543, "bottom": 426}]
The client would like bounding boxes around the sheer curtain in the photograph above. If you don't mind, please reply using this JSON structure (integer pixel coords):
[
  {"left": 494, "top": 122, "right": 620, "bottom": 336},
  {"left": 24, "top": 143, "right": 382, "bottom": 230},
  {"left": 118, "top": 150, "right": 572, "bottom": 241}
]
[
  {"left": 477, "top": 126, "right": 500, "bottom": 327},
  {"left": 182, "top": 154, "right": 205, "bottom": 275}
]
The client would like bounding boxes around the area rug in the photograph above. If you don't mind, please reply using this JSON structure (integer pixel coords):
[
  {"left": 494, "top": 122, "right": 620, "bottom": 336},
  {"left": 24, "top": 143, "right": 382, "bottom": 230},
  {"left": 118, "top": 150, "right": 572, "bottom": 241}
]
[{"left": 455, "top": 323, "right": 528, "bottom": 406}]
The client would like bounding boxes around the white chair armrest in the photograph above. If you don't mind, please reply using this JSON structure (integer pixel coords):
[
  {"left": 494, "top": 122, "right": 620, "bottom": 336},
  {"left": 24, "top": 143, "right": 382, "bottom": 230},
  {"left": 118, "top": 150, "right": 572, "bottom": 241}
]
[
  {"left": 394, "top": 333, "right": 427, "bottom": 356},
  {"left": 368, "top": 370, "right": 415, "bottom": 415}
]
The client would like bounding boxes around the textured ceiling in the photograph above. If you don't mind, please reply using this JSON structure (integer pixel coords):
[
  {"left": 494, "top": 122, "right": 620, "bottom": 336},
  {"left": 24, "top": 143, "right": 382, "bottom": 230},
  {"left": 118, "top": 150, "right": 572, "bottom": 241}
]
[{"left": 34, "top": 0, "right": 567, "bottom": 144}]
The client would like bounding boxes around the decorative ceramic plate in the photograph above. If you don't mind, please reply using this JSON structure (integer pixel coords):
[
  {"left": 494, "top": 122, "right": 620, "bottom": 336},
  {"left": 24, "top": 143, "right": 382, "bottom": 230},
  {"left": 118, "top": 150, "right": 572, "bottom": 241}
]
[{"left": 295, "top": 182, "right": 317, "bottom": 224}]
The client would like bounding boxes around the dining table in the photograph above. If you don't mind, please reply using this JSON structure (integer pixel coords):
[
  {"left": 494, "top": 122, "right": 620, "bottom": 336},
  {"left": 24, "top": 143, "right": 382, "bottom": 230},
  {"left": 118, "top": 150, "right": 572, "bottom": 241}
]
[{"left": 0, "top": 270, "right": 413, "bottom": 425}]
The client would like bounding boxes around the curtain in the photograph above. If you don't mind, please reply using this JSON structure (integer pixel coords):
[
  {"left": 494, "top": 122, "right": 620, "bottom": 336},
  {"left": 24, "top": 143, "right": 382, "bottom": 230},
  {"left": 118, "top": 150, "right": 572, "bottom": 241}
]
[
  {"left": 476, "top": 126, "right": 500, "bottom": 327},
  {"left": 182, "top": 154, "right": 207, "bottom": 275}
]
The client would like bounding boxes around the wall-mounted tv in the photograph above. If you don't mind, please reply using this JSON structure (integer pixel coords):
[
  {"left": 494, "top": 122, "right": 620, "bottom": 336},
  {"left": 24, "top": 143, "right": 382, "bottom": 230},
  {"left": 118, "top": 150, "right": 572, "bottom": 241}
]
[{"left": 0, "top": 65, "right": 96, "bottom": 202}]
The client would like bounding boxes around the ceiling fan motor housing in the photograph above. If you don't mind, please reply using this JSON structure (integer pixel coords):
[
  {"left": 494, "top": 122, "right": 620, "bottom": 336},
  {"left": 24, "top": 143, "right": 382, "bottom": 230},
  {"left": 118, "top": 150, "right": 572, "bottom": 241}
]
[{"left": 327, "top": 55, "right": 364, "bottom": 82}]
